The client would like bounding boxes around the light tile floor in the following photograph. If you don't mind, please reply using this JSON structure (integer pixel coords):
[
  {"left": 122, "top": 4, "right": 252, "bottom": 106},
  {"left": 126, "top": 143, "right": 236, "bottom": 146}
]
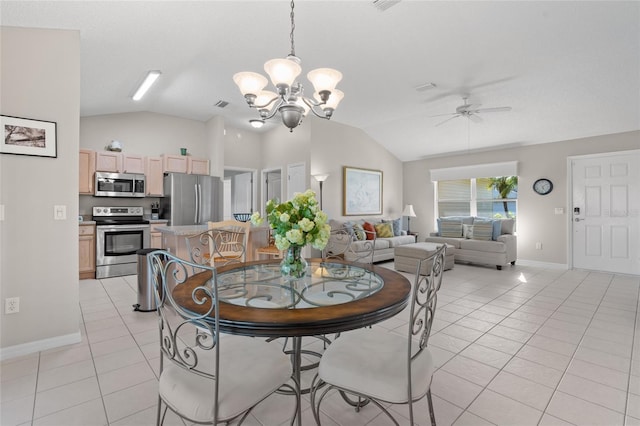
[{"left": 1, "top": 263, "right": 639, "bottom": 425}]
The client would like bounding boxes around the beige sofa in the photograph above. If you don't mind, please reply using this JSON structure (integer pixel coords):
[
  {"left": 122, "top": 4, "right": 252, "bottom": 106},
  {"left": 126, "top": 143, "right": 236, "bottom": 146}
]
[
  {"left": 327, "top": 219, "right": 416, "bottom": 263},
  {"left": 424, "top": 217, "right": 517, "bottom": 270}
]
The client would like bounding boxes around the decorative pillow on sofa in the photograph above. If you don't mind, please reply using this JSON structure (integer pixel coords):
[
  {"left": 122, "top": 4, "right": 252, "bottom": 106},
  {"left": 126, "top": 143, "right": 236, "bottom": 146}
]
[
  {"left": 440, "top": 220, "right": 463, "bottom": 238},
  {"left": 374, "top": 222, "right": 394, "bottom": 238},
  {"left": 471, "top": 222, "right": 493, "bottom": 240},
  {"left": 362, "top": 221, "right": 376, "bottom": 240},
  {"left": 462, "top": 224, "right": 473, "bottom": 239},
  {"left": 382, "top": 218, "right": 402, "bottom": 236},
  {"left": 500, "top": 218, "right": 516, "bottom": 235},
  {"left": 352, "top": 223, "right": 366, "bottom": 240}
]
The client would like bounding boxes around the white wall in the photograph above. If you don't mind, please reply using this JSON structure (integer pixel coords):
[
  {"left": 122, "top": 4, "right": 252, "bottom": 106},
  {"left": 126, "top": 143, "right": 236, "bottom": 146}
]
[
  {"left": 1, "top": 27, "right": 81, "bottom": 357},
  {"left": 403, "top": 131, "right": 640, "bottom": 266}
]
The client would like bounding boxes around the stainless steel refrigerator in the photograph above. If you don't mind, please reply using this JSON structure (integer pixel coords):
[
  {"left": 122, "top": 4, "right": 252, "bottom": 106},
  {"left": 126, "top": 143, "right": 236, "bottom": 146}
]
[{"left": 161, "top": 173, "right": 223, "bottom": 225}]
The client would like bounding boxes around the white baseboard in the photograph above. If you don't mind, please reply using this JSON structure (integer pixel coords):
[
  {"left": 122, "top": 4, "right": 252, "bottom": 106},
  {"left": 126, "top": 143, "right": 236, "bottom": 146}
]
[
  {"left": 0, "top": 332, "right": 82, "bottom": 361},
  {"left": 517, "top": 259, "right": 568, "bottom": 270}
]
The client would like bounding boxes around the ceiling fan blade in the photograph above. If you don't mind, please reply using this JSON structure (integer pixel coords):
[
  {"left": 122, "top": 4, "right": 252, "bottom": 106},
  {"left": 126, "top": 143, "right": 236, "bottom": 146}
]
[
  {"left": 428, "top": 112, "right": 457, "bottom": 118},
  {"left": 435, "top": 114, "right": 460, "bottom": 127},
  {"left": 475, "top": 106, "right": 512, "bottom": 113},
  {"left": 468, "top": 113, "right": 483, "bottom": 123}
]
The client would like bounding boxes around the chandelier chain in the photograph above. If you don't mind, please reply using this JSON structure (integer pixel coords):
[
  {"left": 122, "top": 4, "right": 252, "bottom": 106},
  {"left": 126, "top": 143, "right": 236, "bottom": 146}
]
[{"left": 289, "top": 0, "right": 296, "bottom": 57}]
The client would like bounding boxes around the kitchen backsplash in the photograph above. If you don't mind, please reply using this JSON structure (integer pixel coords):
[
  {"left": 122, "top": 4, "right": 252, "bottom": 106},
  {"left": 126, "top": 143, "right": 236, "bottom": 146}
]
[{"left": 79, "top": 195, "right": 162, "bottom": 218}]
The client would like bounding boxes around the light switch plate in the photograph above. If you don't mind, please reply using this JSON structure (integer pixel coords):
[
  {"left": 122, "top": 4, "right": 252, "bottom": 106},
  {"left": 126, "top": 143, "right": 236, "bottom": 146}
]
[
  {"left": 554, "top": 207, "right": 564, "bottom": 215},
  {"left": 54, "top": 205, "right": 67, "bottom": 220},
  {"left": 0, "top": 204, "right": 4, "bottom": 221}
]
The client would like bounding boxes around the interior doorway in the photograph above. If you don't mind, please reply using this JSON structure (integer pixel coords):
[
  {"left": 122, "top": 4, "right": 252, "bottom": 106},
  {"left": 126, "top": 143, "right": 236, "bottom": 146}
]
[
  {"left": 223, "top": 167, "right": 257, "bottom": 221},
  {"left": 569, "top": 150, "right": 639, "bottom": 275},
  {"left": 287, "top": 162, "right": 306, "bottom": 200},
  {"left": 261, "top": 167, "right": 283, "bottom": 214}
]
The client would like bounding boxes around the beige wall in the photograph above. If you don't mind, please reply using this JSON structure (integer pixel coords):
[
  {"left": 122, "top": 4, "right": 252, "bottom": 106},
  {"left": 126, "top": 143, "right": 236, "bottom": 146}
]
[
  {"left": 309, "top": 118, "right": 404, "bottom": 221},
  {"left": 403, "top": 131, "right": 640, "bottom": 267},
  {"left": 1, "top": 27, "right": 81, "bottom": 356}
]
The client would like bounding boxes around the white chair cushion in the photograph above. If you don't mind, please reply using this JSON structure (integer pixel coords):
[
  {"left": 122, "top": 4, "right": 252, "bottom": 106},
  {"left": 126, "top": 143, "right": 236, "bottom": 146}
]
[
  {"left": 159, "top": 335, "right": 291, "bottom": 423},
  {"left": 318, "top": 328, "right": 434, "bottom": 404}
]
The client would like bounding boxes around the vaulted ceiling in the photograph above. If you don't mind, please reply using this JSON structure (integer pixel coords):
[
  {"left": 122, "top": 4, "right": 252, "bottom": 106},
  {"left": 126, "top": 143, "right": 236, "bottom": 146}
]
[{"left": 2, "top": 1, "right": 638, "bottom": 161}]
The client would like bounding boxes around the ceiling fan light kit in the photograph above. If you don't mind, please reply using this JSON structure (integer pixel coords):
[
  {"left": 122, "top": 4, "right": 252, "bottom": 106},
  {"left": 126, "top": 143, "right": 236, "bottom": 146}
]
[{"left": 233, "top": 0, "right": 343, "bottom": 132}]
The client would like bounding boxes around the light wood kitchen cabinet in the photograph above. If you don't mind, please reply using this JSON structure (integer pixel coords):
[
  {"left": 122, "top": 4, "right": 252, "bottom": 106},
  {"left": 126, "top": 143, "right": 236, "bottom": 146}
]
[
  {"left": 79, "top": 149, "right": 96, "bottom": 194},
  {"left": 145, "top": 156, "right": 164, "bottom": 196},
  {"left": 162, "top": 154, "right": 189, "bottom": 173},
  {"left": 188, "top": 157, "right": 210, "bottom": 175},
  {"left": 79, "top": 224, "right": 96, "bottom": 280},
  {"left": 96, "top": 151, "right": 123, "bottom": 172},
  {"left": 122, "top": 154, "right": 145, "bottom": 174},
  {"left": 150, "top": 222, "right": 167, "bottom": 249}
]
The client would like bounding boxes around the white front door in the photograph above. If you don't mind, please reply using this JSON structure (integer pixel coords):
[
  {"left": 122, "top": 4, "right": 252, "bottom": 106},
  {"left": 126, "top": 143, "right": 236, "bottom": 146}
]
[{"left": 571, "top": 150, "right": 640, "bottom": 275}]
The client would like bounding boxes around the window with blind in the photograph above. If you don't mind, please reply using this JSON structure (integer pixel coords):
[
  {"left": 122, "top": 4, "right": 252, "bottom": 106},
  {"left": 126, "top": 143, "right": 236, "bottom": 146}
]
[{"left": 436, "top": 176, "right": 518, "bottom": 219}]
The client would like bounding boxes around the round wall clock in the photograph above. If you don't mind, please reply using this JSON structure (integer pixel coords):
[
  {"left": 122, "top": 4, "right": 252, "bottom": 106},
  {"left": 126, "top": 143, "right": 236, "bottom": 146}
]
[{"left": 533, "top": 178, "right": 553, "bottom": 195}]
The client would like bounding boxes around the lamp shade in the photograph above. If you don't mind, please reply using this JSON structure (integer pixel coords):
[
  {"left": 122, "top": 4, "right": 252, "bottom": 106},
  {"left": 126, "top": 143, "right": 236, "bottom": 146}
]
[
  {"left": 402, "top": 205, "right": 416, "bottom": 217},
  {"left": 307, "top": 68, "right": 342, "bottom": 93},
  {"left": 313, "top": 174, "right": 329, "bottom": 182},
  {"left": 233, "top": 72, "right": 268, "bottom": 96},
  {"left": 254, "top": 90, "right": 278, "bottom": 112},
  {"left": 264, "top": 58, "right": 302, "bottom": 88},
  {"left": 315, "top": 89, "right": 344, "bottom": 111}
]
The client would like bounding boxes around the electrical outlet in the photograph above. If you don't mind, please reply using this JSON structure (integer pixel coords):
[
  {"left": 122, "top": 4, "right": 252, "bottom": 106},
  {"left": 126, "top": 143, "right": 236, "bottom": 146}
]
[
  {"left": 5, "top": 297, "right": 19, "bottom": 314},
  {"left": 54, "top": 205, "right": 67, "bottom": 220}
]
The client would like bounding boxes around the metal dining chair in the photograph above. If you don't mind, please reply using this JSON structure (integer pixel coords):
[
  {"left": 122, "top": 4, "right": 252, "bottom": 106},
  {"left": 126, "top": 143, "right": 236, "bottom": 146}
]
[
  {"left": 147, "top": 250, "right": 295, "bottom": 425},
  {"left": 310, "top": 243, "right": 446, "bottom": 426},
  {"left": 184, "top": 221, "right": 250, "bottom": 273}
]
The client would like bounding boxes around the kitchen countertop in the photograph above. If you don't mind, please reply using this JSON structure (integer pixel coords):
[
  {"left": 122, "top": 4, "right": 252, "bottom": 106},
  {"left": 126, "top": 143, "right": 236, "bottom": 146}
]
[
  {"left": 155, "top": 225, "right": 207, "bottom": 236},
  {"left": 79, "top": 220, "right": 96, "bottom": 225}
]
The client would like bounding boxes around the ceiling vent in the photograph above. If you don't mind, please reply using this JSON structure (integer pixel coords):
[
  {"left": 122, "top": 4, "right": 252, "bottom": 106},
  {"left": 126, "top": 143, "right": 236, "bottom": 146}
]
[
  {"left": 215, "top": 100, "right": 229, "bottom": 108},
  {"left": 373, "top": 0, "right": 401, "bottom": 12},
  {"left": 415, "top": 82, "right": 437, "bottom": 92}
]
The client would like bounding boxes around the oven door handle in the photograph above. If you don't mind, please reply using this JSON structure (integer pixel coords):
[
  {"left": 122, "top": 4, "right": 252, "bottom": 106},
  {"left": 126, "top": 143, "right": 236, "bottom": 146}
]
[{"left": 96, "top": 224, "right": 150, "bottom": 231}]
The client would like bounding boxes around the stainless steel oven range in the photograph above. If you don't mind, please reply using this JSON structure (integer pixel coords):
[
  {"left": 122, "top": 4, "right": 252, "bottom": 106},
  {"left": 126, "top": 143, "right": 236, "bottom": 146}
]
[{"left": 93, "top": 206, "right": 150, "bottom": 279}]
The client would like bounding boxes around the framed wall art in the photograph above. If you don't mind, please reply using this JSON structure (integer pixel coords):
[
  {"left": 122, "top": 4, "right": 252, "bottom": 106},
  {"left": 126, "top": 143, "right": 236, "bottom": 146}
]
[
  {"left": 343, "top": 166, "right": 383, "bottom": 216},
  {"left": 1, "top": 115, "right": 57, "bottom": 158}
]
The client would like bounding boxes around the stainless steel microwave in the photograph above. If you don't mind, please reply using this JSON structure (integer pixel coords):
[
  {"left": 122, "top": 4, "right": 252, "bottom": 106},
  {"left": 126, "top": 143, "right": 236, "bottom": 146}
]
[{"left": 94, "top": 172, "right": 146, "bottom": 197}]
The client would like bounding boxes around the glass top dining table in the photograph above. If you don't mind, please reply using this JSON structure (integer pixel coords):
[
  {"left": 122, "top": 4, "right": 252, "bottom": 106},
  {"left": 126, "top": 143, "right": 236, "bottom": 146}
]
[{"left": 171, "top": 258, "right": 412, "bottom": 338}]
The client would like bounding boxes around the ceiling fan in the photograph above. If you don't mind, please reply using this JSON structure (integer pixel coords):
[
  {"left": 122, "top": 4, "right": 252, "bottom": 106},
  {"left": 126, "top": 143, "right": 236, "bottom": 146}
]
[{"left": 430, "top": 96, "right": 512, "bottom": 127}]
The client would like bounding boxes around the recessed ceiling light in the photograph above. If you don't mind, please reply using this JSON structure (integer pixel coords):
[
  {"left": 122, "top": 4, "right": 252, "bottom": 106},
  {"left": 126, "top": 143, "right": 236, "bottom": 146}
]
[{"left": 132, "top": 70, "right": 161, "bottom": 101}]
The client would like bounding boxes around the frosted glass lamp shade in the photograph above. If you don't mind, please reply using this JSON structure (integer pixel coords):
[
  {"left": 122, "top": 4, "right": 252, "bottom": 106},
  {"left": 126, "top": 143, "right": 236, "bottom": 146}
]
[
  {"left": 316, "top": 89, "right": 344, "bottom": 110},
  {"left": 307, "top": 68, "right": 342, "bottom": 93},
  {"left": 233, "top": 72, "right": 268, "bottom": 96},
  {"left": 402, "top": 205, "right": 416, "bottom": 217},
  {"left": 255, "top": 90, "right": 278, "bottom": 112},
  {"left": 264, "top": 58, "right": 302, "bottom": 87},
  {"left": 313, "top": 174, "right": 329, "bottom": 182}
]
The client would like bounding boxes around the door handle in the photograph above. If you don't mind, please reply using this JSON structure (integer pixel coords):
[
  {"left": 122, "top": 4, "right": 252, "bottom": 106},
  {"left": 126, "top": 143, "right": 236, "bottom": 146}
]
[{"left": 574, "top": 218, "right": 584, "bottom": 222}]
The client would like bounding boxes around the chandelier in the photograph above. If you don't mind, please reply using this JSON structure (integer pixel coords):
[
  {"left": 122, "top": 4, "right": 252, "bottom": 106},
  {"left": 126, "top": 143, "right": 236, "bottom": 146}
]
[{"left": 233, "top": 0, "right": 344, "bottom": 132}]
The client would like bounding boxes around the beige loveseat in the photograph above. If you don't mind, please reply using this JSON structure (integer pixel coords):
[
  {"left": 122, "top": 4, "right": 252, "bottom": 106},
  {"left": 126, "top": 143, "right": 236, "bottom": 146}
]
[
  {"left": 327, "top": 219, "right": 416, "bottom": 263},
  {"left": 424, "top": 217, "right": 517, "bottom": 270}
]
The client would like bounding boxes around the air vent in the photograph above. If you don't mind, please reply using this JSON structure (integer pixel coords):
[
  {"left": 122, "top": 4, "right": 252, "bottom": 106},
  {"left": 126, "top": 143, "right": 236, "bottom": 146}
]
[
  {"left": 373, "top": 0, "right": 401, "bottom": 12},
  {"left": 215, "top": 100, "right": 229, "bottom": 108}
]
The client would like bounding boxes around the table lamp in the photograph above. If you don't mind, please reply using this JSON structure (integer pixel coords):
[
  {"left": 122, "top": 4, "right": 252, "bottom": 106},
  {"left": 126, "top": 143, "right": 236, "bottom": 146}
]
[{"left": 402, "top": 204, "right": 416, "bottom": 233}]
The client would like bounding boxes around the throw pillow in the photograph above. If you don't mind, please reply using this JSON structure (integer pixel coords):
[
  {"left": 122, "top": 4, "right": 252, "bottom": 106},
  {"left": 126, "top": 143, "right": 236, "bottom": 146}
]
[
  {"left": 471, "top": 222, "right": 493, "bottom": 240},
  {"left": 474, "top": 218, "right": 501, "bottom": 241},
  {"left": 500, "top": 218, "right": 516, "bottom": 235},
  {"left": 352, "top": 223, "right": 366, "bottom": 241},
  {"left": 374, "top": 222, "right": 394, "bottom": 238},
  {"left": 362, "top": 221, "right": 376, "bottom": 240},
  {"left": 440, "top": 220, "right": 463, "bottom": 238},
  {"left": 383, "top": 218, "right": 402, "bottom": 236},
  {"left": 462, "top": 224, "right": 473, "bottom": 239}
]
